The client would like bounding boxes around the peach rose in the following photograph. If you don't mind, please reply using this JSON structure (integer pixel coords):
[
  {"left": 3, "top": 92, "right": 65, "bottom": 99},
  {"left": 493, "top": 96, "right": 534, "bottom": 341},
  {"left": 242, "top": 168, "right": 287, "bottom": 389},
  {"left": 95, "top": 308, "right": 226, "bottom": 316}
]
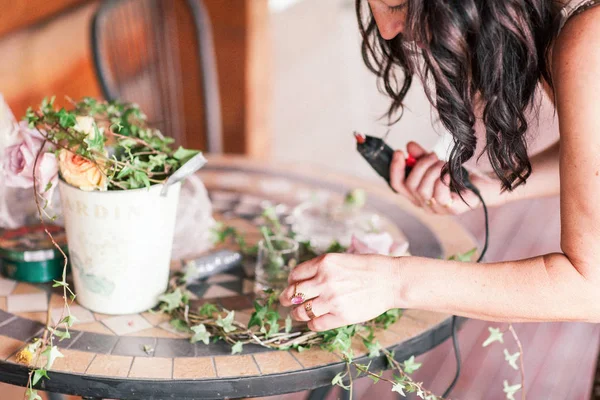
[{"left": 58, "top": 149, "right": 107, "bottom": 191}]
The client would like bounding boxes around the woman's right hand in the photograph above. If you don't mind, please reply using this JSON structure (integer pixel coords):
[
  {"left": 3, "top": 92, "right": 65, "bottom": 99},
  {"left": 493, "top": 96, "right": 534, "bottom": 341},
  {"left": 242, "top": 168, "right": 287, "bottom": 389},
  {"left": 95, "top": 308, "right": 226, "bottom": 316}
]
[{"left": 390, "top": 142, "right": 499, "bottom": 215}]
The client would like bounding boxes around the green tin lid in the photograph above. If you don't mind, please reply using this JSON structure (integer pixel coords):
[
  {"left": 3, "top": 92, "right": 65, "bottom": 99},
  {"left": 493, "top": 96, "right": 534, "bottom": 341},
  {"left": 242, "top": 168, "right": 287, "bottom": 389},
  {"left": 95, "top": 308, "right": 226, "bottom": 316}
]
[{"left": 0, "top": 224, "right": 67, "bottom": 262}]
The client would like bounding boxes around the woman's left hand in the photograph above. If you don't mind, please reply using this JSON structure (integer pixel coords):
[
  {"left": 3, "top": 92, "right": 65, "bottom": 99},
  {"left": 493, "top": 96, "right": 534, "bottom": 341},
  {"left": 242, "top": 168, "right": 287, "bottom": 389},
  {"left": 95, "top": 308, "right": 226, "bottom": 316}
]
[{"left": 279, "top": 253, "right": 401, "bottom": 332}]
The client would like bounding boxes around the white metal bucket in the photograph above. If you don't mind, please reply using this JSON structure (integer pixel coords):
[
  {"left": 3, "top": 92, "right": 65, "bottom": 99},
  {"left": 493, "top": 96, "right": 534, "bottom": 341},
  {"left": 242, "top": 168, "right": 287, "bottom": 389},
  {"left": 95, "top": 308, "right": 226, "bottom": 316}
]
[{"left": 58, "top": 180, "right": 181, "bottom": 315}]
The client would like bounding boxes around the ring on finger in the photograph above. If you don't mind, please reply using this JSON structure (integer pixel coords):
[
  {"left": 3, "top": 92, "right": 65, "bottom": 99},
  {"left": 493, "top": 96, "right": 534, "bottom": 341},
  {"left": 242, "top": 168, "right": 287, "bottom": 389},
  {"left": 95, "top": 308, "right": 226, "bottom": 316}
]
[
  {"left": 426, "top": 198, "right": 437, "bottom": 207},
  {"left": 291, "top": 283, "right": 306, "bottom": 305},
  {"left": 304, "top": 301, "right": 317, "bottom": 319},
  {"left": 442, "top": 198, "right": 454, "bottom": 208}
]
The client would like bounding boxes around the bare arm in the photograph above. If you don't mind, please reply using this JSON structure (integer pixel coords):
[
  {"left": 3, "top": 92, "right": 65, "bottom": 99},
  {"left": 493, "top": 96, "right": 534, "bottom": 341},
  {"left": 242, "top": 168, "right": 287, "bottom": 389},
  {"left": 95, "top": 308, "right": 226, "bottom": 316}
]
[
  {"left": 392, "top": 8, "right": 600, "bottom": 322},
  {"left": 281, "top": 8, "right": 600, "bottom": 330}
]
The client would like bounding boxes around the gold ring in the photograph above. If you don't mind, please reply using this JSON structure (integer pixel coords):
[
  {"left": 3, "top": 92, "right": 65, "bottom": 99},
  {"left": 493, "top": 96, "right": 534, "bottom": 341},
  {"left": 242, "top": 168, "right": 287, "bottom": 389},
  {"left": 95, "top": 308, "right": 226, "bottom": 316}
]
[
  {"left": 426, "top": 198, "right": 437, "bottom": 207},
  {"left": 443, "top": 199, "right": 454, "bottom": 208},
  {"left": 304, "top": 301, "right": 316, "bottom": 319},
  {"left": 291, "top": 283, "right": 305, "bottom": 305}
]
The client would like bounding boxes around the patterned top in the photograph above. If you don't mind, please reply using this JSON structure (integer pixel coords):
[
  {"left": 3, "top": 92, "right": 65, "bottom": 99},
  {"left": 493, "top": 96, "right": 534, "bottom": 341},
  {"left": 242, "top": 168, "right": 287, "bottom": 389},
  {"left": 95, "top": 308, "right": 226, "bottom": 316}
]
[{"left": 559, "top": 0, "right": 600, "bottom": 33}]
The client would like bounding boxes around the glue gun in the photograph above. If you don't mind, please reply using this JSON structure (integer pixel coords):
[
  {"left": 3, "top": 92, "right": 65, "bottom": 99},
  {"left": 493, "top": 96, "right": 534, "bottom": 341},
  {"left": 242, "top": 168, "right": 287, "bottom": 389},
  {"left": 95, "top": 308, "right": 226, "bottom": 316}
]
[{"left": 354, "top": 132, "right": 472, "bottom": 193}]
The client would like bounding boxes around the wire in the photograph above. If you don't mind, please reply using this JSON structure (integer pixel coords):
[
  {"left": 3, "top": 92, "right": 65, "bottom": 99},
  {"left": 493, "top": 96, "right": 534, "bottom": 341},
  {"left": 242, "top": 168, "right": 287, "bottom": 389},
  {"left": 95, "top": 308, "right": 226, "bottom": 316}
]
[{"left": 442, "top": 183, "right": 489, "bottom": 398}]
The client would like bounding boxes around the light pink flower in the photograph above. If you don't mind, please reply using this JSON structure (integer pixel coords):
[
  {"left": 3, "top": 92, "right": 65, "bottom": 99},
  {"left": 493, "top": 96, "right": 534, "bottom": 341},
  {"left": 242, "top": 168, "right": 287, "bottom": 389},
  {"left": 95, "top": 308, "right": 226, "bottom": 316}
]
[
  {"left": 346, "top": 232, "right": 409, "bottom": 256},
  {"left": 3, "top": 123, "right": 58, "bottom": 204}
]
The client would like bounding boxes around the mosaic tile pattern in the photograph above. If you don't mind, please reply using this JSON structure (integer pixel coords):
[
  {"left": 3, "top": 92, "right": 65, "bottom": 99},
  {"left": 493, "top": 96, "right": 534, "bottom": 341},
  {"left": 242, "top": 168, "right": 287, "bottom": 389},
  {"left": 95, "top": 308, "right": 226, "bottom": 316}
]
[{"left": 0, "top": 163, "right": 464, "bottom": 388}]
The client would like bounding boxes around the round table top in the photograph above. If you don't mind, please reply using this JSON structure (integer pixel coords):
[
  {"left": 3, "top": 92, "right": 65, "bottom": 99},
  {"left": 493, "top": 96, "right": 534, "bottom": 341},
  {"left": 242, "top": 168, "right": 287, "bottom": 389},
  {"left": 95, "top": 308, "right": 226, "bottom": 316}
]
[{"left": 0, "top": 157, "right": 476, "bottom": 399}]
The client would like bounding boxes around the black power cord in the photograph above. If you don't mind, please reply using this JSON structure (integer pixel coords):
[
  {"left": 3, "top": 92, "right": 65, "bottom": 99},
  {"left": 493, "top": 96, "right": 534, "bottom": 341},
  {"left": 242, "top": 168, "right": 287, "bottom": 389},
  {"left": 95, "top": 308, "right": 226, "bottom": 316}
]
[
  {"left": 442, "top": 184, "right": 489, "bottom": 398},
  {"left": 354, "top": 133, "right": 490, "bottom": 398}
]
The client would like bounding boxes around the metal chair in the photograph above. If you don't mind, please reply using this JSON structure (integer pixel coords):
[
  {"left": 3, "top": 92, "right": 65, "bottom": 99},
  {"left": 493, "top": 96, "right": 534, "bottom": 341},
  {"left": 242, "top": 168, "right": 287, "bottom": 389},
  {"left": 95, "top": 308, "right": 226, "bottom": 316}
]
[{"left": 90, "top": 0, "right": 223, "bottom": 153}]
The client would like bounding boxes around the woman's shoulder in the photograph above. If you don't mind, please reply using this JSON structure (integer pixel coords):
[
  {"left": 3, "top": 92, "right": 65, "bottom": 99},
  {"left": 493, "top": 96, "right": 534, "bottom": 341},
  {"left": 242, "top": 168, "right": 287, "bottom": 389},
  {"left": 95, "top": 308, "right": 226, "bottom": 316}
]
[
  {"left": 553, "top": 1, "right": 600, "bottom": 66},
  {"left": 556, "top": 0, "right": 600, "bottom": 36}
]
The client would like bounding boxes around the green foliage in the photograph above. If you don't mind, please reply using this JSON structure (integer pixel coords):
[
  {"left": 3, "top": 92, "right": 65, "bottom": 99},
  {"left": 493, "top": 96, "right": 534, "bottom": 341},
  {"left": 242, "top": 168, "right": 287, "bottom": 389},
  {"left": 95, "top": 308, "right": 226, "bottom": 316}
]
[
  {"left": 332, "top": 371, "right": 351, "bottom": 391},
  {"left": 32, "top": 369, "right": 49, "bottom": 386},
  {"left": 198, "top": 303, "right": 219, "bottom": 318},
  {"left": 448, "top": 247, "right": 478, "bottom": 262},
  {"left": 41, "top": 346, "right": 63, "bottom": 370},
  {"left": 402, "top": 356, "right": 422, "bottom": 374},
  {"left": 191, "top": 324, "right": 211, "bottom": 345},
  {"left": 216, "top": 311, "right": 236, "bottom": 333},
  {"left": 344, "top": 188, "right": 367, "bottom": 209},
  {"left": 158, "top": 288, "right": 185, "bottom": 312},
  {"left": 25, "top": 97, "right": 200, "bottom": 191},
  {"left": 231, "top": 341, "right": 244, "bottom": 355},
  {"left": 26, "top": 388, "right": 42, "bottom": 400}
]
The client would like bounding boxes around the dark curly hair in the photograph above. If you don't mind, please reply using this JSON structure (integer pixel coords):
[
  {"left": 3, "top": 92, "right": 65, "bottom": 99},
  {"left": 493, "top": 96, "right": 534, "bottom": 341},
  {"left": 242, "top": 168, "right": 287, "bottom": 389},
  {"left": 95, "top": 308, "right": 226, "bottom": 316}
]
[{"left": 356, "top": 0, "right": 562, "bottom": 191}]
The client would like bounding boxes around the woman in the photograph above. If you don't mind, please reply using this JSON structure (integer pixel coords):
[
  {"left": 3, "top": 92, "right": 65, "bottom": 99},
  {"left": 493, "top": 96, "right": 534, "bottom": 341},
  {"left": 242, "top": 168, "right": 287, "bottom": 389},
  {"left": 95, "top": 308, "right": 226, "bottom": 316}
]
[{"left": 280, "top": 0, "right": 600, "bottom": 331}]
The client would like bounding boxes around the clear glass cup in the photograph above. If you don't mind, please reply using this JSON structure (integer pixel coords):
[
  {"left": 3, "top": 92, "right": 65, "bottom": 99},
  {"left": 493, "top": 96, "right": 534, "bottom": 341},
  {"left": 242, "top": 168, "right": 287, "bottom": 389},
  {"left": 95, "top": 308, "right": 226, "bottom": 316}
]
[
  {"left": 254, "top": 236, "right": 299, "bottom": 293},
  {"left": 291, "top": 199, "right": 383, "bottom": 253}
]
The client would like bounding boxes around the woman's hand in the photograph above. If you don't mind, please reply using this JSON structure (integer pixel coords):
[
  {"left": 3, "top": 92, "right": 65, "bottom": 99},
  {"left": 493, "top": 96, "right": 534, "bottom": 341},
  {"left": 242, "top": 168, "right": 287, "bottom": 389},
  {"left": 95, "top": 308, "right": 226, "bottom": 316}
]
[
  {"left": 390, "top": 142, "right": 499, "bottom": 214},
  {"left": 279, "top": 253, "right": 401, "bottom": 332}
]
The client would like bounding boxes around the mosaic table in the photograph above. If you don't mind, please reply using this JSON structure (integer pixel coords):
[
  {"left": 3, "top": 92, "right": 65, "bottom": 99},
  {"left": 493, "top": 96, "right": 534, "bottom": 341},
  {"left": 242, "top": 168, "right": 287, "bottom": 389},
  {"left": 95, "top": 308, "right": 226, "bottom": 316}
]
[{"left": 0, "top": 157, "right": 476, "bottom": 399}]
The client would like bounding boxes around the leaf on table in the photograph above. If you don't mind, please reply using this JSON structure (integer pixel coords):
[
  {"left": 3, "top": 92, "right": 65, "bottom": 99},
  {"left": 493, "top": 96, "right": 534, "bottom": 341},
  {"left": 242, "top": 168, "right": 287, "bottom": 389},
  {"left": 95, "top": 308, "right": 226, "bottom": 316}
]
[
  {"left": 217, "top": 311, "right": 236, "bottom": 333},
  {"left": 158, "top": 288, "right": 183, "bottom": 312},
  {"left": 231, "top": 341, "right": 243, "bottom": 355},
  {"left": 285, "top": 315, "right": 292, "bottom": 333},
  {"left": 191, "top": 324, "right": 211, "bottom": 345}
]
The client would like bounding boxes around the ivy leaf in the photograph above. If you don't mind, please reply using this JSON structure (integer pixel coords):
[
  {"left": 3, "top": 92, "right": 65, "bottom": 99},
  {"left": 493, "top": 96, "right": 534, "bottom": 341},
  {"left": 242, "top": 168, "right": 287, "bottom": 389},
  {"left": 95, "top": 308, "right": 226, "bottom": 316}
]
[
  {"left": 331, "top": 372, "right": 350, "bottom": 391},
  {"left": 503, "top": 380, "right": 522, "bottom": 400},
  {"left": 190, "top": 324, "right": 211, "bottom": 345},
  {"left": 416, "top": 389, "right": 426, "bottom": 399},
  {"left": 364, "top": 340, "right": 382, "bottom": 358},
  {"left": 158, "top": 288, "right": 183, "bottom": 312},
  {"left": 285, "top": 315, "right": 293, "bottom": 334},
  {"left": 51, "top": 329, "right": 71, "bottom": 342},
  {"left": 133, "top": 170, "right": 151, "bottom": 188},
  {"left": 42, "top": 346, "right": 63, "bottom": 370},
  {"left": 392, "top": 383, "right": 406, "bottom": 397},
  {"left": 368, "top": 372, "right": 381, "bottom": 384},
  {"left": 170, "top": 319, "right": 191, "bottom": 333},
  {"left": 248, "top": 303, "right": 268, "bottom": 330},
  {"left": 231, "top": 341, "right": 243, "bottom": 355},
  {"left": 344, "top": 188, "right": 367, "bottom": 209},
  {"left": 482, "top": 327, "right": 504, "bottom": 347},
  {"left": 84, "top": 122, "right": 105, "bottom": 152},
  {"left": 402, "top": 356, "right": 422, "bottom": 374},
  {"left": 26, "top": 389, "right": 42, "bottom": 400},
  {"left": 32, "top": 368, "right": 49, "bottom": 386},
  {"left": 60, "top": 315, "right": 78, "bottom": 328},
  {"left": 503, "top": 349, "right": 521, "bottom": 370},
  {"left": 216, "top": 311, "right": 236, "bottom": 333},
  {"left": 148, "top": 154, "right": 168, "bottom": 171},
  {"left": 448, "top": 248, "right": 477, "bottom": 262},
  {"left": 295, "top": 345, "right": 307, "bottom": 353},
  {"left": 198, "top": 303, "right": 219, "bottom": 318},
  {"left": 173, "top": 146, "right": 200, "bottom": 164}
]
